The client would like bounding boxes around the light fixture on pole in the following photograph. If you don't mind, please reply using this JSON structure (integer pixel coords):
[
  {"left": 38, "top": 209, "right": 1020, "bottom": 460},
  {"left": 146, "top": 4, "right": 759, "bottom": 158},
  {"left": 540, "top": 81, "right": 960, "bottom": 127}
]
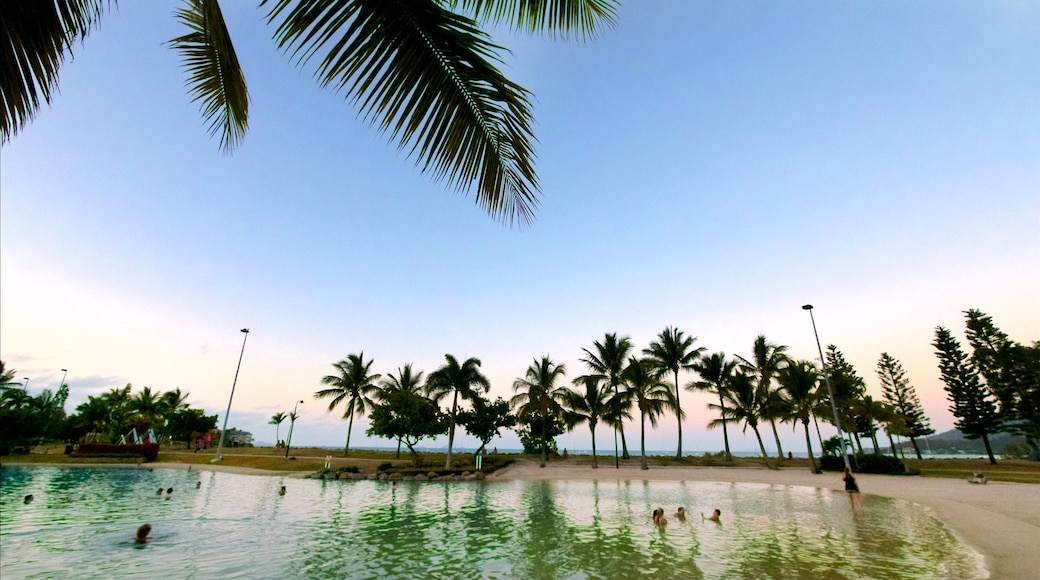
[
  {"left": 58, "top": 369, "right": 68, "bottom": 391},
  {"left": 214, "top": 328, "right": 250, "bottom": 462},
  {"left": 802, "top": 305, "right": 852, "bottom": 471},
  {"left": 285, "top": 400, "right": 304, "bottom": 459},
  {"left": 23, "top": 378, "right": 30, "bottom": 391}
]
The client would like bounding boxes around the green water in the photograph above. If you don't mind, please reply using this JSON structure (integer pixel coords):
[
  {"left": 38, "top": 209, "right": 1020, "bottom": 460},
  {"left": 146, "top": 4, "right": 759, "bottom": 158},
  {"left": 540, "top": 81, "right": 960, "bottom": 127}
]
[{"left": 0, "top": 466, "right": 984, "bottom": 579}]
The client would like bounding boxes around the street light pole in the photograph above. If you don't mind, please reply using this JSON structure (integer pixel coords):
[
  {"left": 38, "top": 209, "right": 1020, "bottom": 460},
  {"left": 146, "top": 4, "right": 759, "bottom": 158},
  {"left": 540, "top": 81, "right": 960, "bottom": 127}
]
[
  {"left": 285, "top": 400, "right": 304, "bottom": 458},
  {"left": 214, "top": 328, "right": 250, "bottom": 462},
  {"left": 23, "top": 378, "right": 30, "bottom": 391},
  {"left": 802, "top": 305, "right": 851, "bottom": 471},
  {"left": 58, "top": 369, "right": 68, "bottom": 391}
]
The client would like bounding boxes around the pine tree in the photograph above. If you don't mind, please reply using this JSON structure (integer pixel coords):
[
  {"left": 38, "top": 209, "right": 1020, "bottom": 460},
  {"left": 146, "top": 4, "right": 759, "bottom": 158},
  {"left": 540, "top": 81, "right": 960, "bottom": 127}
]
[
  {"left": 877, "top": 352, "right": 933, "bottom": 459},
  {"left": 825, "top": 345, "right": 867, "bottom": 452},
  {"left": 933, "top": 326, "right": 1001, "bottom": 464},
  {"left": 965, "top": 309, "right": 1040, "bottom": 459}
]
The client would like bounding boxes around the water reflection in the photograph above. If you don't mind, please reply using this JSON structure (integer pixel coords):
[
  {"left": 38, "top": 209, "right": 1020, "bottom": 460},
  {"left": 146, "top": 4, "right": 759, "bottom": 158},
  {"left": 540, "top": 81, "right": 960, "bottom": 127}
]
[{"left": 1, "top": 467, "right": 984, "bottom": 579}]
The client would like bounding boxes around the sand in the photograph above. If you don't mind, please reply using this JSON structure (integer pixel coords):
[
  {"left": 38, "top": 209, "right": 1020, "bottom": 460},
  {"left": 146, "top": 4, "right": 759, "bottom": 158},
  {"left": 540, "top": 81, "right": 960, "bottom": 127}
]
[{"left": 493, "top": 462, "right": 1040, "bottom": 580}]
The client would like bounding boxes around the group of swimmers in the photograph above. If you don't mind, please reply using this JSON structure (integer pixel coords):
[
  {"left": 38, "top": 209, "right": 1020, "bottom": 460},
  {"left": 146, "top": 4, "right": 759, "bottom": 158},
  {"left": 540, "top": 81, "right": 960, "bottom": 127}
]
[{"left": 652, "top": 506, "right": 721, "bottom": 527}]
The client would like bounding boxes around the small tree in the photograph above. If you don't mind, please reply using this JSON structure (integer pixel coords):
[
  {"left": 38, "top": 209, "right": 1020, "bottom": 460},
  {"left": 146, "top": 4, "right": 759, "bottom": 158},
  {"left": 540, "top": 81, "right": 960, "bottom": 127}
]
[
  {"left": 457, "top": 396, "right": 515, "bottom": 463},
  {"left": 269, "top": 412, "right": 287, "bottom": 444},
  {"left": 934, "top": 326, "right": 1002, "bottom": 464},
  {"left": 366, "top": 390, "right": 446, "bottom": 464},
  {"left": 877, "top": 352, "right": 933, "bottom": 459}
]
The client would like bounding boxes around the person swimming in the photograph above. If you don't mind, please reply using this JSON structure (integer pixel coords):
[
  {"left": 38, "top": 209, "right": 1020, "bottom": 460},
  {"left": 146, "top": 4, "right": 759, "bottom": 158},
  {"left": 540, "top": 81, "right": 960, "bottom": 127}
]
[
  {"left": 195, "top": 481, "right": 201, "bottom": 489},
  {"left": 24, "top": 494, "right": 34, "bottom": 504},
  {"left": 278, "top": 485, "right": 286, "bottom": 496},
  {"left": 135, "top": 524, "right": 152, "bottom": 544},
  {"left": 156, "top": 488, "right": 163, "bottom": 496},
  {"left": 673, "top": 507, "right": 686, "bottom": 521},
  {"left": 652, "top": 508, "right": 668, "bottom": 527},
  {"left": 702, "top": 508, "right": 721, "bottom": 523}
]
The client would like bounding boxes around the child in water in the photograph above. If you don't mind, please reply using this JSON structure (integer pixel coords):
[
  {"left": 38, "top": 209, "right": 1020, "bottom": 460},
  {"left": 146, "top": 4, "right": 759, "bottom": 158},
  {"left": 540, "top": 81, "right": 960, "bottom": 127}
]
[{"left": 135, "top": 524, "right": 152, "bottom": 544}]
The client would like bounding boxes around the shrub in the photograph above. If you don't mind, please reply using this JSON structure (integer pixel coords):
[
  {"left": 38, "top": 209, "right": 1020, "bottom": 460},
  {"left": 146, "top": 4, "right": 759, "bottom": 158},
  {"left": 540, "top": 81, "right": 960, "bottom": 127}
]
[
  {"left": 820, "top": 453, "right": 906, "bottom": 474},
  {"left": 376, "top": 462, "right": 394, "bottom": 473},
  {"left": 338, "top": 465, "right": 359, "bottom": 474},
  {"left": 1004, "top": 442, "right": 1029, "bottom": 460},
  {"left": 73, "top": 443, "right": 159, "bottom": 461}
]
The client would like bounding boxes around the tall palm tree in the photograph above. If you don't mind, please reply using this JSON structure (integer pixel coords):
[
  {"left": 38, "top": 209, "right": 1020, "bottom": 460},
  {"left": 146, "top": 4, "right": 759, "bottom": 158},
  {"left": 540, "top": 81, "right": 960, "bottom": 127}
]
[
  {"left": 581, "top": 332, "right": 634, "bottom": 459},
  {"left": 315, "top": 352, "right": 382, "bottom": 456},
  {"left": 738, "top": 335, "right": 790, "bottom": 459},
  {"left": 563, "top": 375, "right": 610, "bottom": 468},
  {"left": 511, "top": 356, "right": 568, "bottom": 468},
  {"left": 130, "top": 386, "right": 165, "bottom": 436},
  {"left": 778, "top": 360, "right": 822, "bottom": 473},
  {"left": 426, "top": 354, "right": 490, "bottom": 469},
  {"left": 269, "top": 411, "right": 287, "bottom": 443},
  {"left": 689, "top": 351, "right": 738, "bottom": 461},
  {"left": 620, "top": 357, "right": 670, "bottom": 470},
  {"left": 3, "top": 1, "right": 618, "bottom": 225},
  {"left": 710, "top": 370, "right": 773, "bottom": 468},
  {"left": 379, "top": 363, "right": 426, "bottom": 457},
  {"left": 0, "top": 361, "right": 18, "bottom": 388},
  {"left": 644, "top": 326, "right": 704, "bottom": 459},
  {"left": 855, "top": 395, "right": 892, "bottom": 455}
]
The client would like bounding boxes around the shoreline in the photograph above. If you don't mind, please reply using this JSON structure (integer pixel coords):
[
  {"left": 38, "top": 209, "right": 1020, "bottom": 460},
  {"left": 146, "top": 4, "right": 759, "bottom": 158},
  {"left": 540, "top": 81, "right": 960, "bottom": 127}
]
[
  {"left": 492, "top": 463, "right": 1040, "bottom": 580},
  {"left": 6, "top": 459, "right": 1038, "bottom": 578}
]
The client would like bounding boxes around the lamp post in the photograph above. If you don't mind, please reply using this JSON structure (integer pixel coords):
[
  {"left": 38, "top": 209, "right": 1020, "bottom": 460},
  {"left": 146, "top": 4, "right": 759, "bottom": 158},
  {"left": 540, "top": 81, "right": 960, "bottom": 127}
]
[
  {"left": 23, "top": 378, "right": 30, "bottom": 391},
  {"left": 802, "top": 305, "right": 851, "bottom": 471},
  {"left": 214, "top": 328, "right": 250, "bottom": 462},
  {"left": 58, "top": 369, "right": 68, "bottom": 391},
  {"left": 284, "top": 400, "right": 304, "bottom": 458}
]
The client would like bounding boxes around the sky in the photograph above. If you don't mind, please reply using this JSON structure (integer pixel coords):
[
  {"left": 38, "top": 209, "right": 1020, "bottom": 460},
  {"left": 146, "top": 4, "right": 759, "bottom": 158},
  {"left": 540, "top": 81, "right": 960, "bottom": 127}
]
[{"left": 2, "top": 1, "right": 1038, "bottom": 454}]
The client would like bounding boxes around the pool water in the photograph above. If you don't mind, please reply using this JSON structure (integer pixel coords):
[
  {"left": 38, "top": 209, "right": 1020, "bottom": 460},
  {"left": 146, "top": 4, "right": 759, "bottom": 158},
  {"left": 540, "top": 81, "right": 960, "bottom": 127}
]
[{"left": 0, "top": 466, "right": 984, "bottom": 579}]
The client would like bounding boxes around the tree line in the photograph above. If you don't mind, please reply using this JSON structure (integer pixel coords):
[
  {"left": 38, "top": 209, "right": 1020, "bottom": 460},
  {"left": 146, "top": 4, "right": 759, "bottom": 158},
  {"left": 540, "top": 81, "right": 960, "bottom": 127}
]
[
  {"left": 317, "top": 314, "right": 1033, "bottom": 472},
  {"left": 0, "top": 363, "right": 216, "bottom": 455}
]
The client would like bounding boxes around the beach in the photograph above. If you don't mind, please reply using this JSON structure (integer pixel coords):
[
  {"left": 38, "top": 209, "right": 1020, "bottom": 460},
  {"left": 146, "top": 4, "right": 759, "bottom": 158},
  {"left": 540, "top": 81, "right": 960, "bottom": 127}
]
[{"left": 493, "top": 462, "right": 1040, "bottom": 580}]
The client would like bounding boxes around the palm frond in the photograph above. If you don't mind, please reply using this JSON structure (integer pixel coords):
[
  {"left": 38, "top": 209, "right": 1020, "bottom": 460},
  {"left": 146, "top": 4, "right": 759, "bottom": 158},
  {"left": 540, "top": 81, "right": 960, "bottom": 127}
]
[
  {"left": 453, "top": 0, "right": 619, "bottom": 40},
  {"left": 1, "top": 0, "right": 107, "bottom": 141},
  {"left": 170, "top": 0, "right": 249, "bottom": 153},
  {"left": 263, "top": 0, "right": 538, "bottom": 225}
]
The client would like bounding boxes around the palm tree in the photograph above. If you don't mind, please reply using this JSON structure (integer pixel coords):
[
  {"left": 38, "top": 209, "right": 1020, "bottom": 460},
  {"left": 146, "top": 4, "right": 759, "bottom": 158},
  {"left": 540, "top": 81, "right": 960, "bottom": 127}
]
[
  {"left": 689, "top": 351, "right": 738, "bottom": 461},
  {"left": 3, "top": 1, "right": 618, "bottom": 225},
  {"left": 581, "top": 332, "right": 634, "bottom": 459},
  {"left": 711, "top": 370, "right": 773, "bottom": 468},
  {"left": 379, "top": 363, "right": 426, "bottom": 457},
  {"left": 130, "top": 386, "right": 165, "bottom": 437},
  {"left": 0, "top": 361, "right": 18, "bottom": 388},
  {"left": 620, "top": 357, "right": 670, "bottom": 470},
  {"left": 738, "top": 335, "right": 790, "bottom": 459},
  {"left": 315, "top": 352, "right": 382, "bottom": 456},
  {"left": 426, "top": 354, "right": 490, "bottom": 469},
  {"left": 644, "top": 326, "right": 704, "bottom": 459},
  {"left": 511, "top": 356, "right": 569, "bottom": 467},
  {"left": 269, "top": 412, "right": 287, "bottom": 444},
  {"left": 563, "top": 375, "right": 610, "bottom": 468},
  {"left": 777, "top": 360, "right": 822, "bottom": 473},
  {"left": 855, "top": 395, "right": 892, "bottom": 455}
]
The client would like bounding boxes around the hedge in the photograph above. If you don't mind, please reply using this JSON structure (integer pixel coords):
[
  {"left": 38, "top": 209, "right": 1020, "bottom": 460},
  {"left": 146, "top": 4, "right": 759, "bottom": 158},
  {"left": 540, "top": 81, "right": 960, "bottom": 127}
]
[{"left": 74, "top": 443, "right": 160, "bottom": 461}]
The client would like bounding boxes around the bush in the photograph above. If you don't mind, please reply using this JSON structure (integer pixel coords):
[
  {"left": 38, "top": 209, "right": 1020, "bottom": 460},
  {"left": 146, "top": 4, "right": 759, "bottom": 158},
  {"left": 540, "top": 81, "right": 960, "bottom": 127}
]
[
  {"left": 338, "top": 465, "right": 359, "bottom": 474},
  {"left": 74, "top": 443, "right": 159, "bottom": 461},
  {"left": 1004, "top": 442, "right": 1030, "bottom": 460},
  {"left": 376, "top": 462, "right": 394, "bottom": 473},
  {"left": 820, "top": 453, "right": 906, "bottom": 474}
]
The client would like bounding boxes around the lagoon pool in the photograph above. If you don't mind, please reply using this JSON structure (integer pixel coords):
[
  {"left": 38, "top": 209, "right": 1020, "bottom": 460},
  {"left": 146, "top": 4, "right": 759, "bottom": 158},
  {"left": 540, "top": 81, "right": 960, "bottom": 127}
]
[{"left": 0, "top": 466, "right": 984, "bottom": 579}]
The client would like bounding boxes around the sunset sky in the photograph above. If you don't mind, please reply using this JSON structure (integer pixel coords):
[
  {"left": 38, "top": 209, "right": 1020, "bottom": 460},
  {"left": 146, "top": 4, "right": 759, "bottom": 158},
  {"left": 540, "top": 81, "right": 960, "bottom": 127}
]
[{"left": 2, "top": 1, "right": 1037, "bottom": 453}]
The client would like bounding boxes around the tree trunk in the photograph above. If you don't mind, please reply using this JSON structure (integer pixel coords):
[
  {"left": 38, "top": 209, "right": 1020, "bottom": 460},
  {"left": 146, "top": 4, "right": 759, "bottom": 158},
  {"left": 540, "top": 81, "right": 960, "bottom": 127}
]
[
  {"left": 886, "top": 431, "right": 899, "bottom": 460},
  {"left": 674, "top": 371, "right": 682, "bottom": 459},
  {"left": 719, "top": 394, "right": 732, "bottom": 461},
  {"left": 640, "top": 409, "right": 648, "bottom": 470},
  {"left": 540, "top": 412, "right": 547, "bottom": 468},
  {"left": 802, "top": 418, "right": 818, "bottom": 473},
  {"left": 982, "top": 432, "right": 997, "bottom": 465},
  {"left": 909, "top": 436, "right": 923, "bottom": 459},
  {"left": 812, "top": 413, "right": 825, "bottom": 453},
  {"left": 751, "top": 423, "right": 773, "bottom": 469},
  {"left": 769, "top": 417, "right": 785, "bottom": 458},
  {"left": 590, "top": 422, "right": 598, "bottom": 468},
  {"left": 343, "top": 398, "right": 356, "bottom": 456},
  {"left": 445, "top": 389, "right": 459, "bottom": 469}
]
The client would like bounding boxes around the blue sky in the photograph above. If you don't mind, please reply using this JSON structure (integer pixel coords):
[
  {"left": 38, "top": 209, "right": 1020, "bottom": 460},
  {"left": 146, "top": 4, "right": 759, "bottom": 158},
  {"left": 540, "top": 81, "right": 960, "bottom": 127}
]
[{"left": 2, "top": 1, "right": 1037, "bottom": 453}]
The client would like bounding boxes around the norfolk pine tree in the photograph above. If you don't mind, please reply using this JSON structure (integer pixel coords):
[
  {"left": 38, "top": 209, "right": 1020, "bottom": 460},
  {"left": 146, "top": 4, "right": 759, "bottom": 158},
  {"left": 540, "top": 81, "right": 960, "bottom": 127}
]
[
  {"left": 933, "top": 327, "right": 1001, "bottom": 464},
  {"left": 877, "top": 353, "right": 933, "bottom": 459}
]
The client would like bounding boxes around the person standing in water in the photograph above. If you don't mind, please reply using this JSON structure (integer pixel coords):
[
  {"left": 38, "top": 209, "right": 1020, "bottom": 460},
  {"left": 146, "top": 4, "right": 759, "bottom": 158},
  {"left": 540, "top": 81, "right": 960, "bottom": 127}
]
[{"left": 843, "top": 467, "right": 862, "bottom": 509}]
